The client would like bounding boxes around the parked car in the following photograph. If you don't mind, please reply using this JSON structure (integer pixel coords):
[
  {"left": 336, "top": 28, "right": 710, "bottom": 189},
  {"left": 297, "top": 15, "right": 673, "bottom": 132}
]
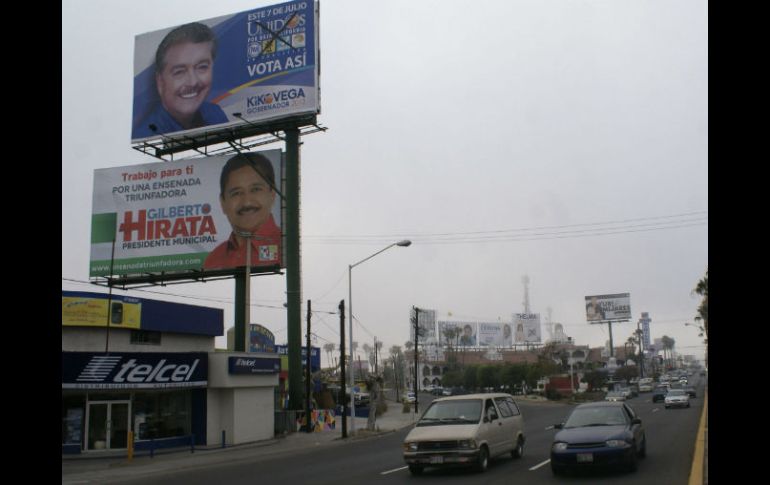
[
  {"left": 551, "top": 401, "right": 646, "bottom": 475},
  {"left": 431, "top": 387, "right": 444, "bottom": 396},
  {"left": 664, "top": 389, "right": 690, "bottom": 409},
  {"left": 402, "top": 393, "right": 526, "bottom": 475},
  {"left": 652, "top": 386, "right": 667, "bottom": 403},
  {"left": 605, "top": 390, "right": 626, "bottom": 402},
  {"left": 403, "top": 391, "right": 416, "bottom": 403}
]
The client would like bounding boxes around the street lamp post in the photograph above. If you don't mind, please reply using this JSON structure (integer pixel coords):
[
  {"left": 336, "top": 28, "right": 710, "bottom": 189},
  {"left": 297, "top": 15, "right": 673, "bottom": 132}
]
[{"left": 348, "top": 240, "right": 411, "bottom": 435}]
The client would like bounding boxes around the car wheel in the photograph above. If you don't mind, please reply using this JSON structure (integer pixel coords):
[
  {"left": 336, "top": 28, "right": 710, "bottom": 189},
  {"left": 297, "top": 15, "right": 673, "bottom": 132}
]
[
  {"left": 551, "top": 462, "right": 565, "bottom": 476},
  {"left": 511, "top": 436, "right": 524, "bottom": 459},
  {"left": 639, "top": 435, "right": 647, "bottom": 458},
  {"left": 408, "top": 465, "right": 423, "bottom": 475},
  {"left": 475, "top": 446, "right": 489, "bottom": 473}
]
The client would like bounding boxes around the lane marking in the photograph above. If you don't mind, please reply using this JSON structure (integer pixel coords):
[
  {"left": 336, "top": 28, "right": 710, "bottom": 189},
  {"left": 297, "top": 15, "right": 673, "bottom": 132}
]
[
  {"left": 529, "top": 459, "right": 551, "bottom": 471},
  {"left": 381, "top": 466, "right": 408, "bottom": 475},
  {"left": 652, "top": 408, "right": 660, "bottom": 413},
  {"left": 545, "top": 425, "right": 554, "bottom": 430}
]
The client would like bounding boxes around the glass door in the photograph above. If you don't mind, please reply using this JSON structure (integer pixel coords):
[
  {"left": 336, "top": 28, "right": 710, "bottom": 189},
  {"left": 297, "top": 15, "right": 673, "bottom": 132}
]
[{"left": 86, "top": 401, "right": 130, "bottom": 450}]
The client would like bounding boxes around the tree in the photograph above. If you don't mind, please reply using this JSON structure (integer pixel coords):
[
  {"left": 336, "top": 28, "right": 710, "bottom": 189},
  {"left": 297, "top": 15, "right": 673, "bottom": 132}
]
[
  {"left": 693, "top": 269, "right": 708, "bottom": 338},
  {"left": 661, "top": 335, "right": 676, "bottom": 369}
]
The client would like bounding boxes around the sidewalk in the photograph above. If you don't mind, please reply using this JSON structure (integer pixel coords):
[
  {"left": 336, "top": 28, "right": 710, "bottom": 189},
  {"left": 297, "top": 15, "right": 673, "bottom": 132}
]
[{"left": 62, "top": 397, "right": 418, "bottom": 484}]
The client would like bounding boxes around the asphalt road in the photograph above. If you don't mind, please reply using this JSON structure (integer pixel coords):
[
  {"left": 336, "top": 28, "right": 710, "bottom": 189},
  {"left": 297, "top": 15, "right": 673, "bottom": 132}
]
[{"left": 125, "top": 376, "right": 705, "bottom": 485}]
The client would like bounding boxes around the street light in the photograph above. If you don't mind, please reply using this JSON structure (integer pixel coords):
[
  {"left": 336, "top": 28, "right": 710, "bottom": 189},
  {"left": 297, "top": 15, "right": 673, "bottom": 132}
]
[{"left": 348, "top": 239, "right": 411, "bottom": 435}]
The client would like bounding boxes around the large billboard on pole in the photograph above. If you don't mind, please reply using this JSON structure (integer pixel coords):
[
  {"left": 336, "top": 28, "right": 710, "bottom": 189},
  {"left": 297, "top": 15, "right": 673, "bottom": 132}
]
[
  {"left": 585, "top": 293, "right": 631, "bottom": 322},
  {"left": 477, "top": 322, "right": 513, "bottom": 347},
  {"left": 513, "top": 313, "right": 541, "bottom": 344},
  {"left": 89, "top": 150, "right": 283, "bottom": 277},
  {"left": 132, "top": 0, "right": 319, "bottom": 143}
]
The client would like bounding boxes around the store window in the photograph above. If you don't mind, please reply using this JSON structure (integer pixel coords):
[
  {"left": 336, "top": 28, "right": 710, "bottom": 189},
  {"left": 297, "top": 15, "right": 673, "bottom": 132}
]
[
  {"left": 62, "top": 394, "right": 86, "bottom": 446},
  {"left": 132, "top": 390, "right": 191, "bottom": 440}
]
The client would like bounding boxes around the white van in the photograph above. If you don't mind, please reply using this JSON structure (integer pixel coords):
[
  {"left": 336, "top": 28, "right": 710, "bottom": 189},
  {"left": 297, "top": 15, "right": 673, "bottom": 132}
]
[{"left": 402, "top": 393, "right": 525, "bottom": 475}]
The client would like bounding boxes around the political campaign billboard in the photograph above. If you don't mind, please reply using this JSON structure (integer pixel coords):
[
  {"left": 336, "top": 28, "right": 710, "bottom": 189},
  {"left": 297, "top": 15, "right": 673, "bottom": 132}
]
[
  {"left": 89, "top": 150, "right": 283, "bottom": 277},
  {"left": 132, "top": 0, "right": 319, "bottom": 143},
  {"left": 477, "top": 322, "right": 513, "bottom": 347},
  {"left": 513, "top": 313, "right": 541, "bottom": 344},
  {"left": 411, "top": 308, "right": 437, "bottom": 345},
  {"left": 438, "top": 321, "right": 477, "bottom": 347},
  {"left": 585, "top": 293, "right": 632, "bottom": 322}
]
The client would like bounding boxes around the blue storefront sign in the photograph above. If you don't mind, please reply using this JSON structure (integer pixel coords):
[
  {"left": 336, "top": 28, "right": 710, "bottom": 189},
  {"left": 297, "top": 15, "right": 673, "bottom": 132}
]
[
  {"left": 61, "top": 352, "right": 208, "bottom": 389},
  {"left": 228, "top": 356, "right": 281, "bottom": 375}
]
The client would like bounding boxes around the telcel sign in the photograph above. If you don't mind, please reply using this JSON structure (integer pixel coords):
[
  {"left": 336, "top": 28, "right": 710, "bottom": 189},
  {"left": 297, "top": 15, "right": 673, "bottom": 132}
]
[{"left": 132, "top": 0, "right": 320, "bottom": 142}]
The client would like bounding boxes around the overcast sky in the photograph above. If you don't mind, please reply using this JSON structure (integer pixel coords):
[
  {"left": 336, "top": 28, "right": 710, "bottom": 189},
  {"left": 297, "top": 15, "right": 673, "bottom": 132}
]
[{"left": 62, "top": 0, "right": 708, "bottom": 365}]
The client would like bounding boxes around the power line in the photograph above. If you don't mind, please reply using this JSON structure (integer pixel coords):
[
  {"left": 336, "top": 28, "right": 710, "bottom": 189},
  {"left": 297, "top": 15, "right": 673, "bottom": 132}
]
[{"left": 304, "top": 211, "right": 708, "bottom": 244}]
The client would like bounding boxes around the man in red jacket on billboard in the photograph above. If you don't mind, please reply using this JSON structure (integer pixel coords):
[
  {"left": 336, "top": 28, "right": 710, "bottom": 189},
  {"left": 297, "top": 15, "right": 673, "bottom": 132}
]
[{"left": 204, "top": 153, "right": 281, "bottom": 270}]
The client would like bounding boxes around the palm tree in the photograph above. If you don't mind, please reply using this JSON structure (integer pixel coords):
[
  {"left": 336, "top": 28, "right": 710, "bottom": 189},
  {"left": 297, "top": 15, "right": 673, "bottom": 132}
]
[
  {"left": 661, "top": 335, "right": 676, "bottom": 369},
  {"left": 693, "top": 269, "right": 708, "bottom": 338}
]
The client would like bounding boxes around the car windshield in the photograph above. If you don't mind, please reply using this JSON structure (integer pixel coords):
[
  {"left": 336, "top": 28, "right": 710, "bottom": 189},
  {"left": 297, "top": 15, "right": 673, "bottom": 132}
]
[
  {"left": 668, "top": 390, "right": 686, "bottom": 396},
  {"left": 564, "top": 406, "right": 628, "bottom": 428},
  {"left": 418, "top": 399, "right": 482, "bottom": 426}
]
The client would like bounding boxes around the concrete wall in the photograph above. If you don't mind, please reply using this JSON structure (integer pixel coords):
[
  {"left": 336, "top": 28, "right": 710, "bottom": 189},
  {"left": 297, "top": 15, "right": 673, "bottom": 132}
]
[
  {"left": 61, "top": 327, "right": 214, "bottom": 352},
  {"left": 206, "top": 352, "right": 278, "bottom": 445}
]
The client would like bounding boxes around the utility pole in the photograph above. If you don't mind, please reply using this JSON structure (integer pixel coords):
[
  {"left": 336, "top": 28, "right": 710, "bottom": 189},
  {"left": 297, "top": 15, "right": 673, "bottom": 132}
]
[
  {"left": 338, "top": 300, "right": 347, "bottom": 438},
  {"left": 413, "top": 306, "right": 420, "bottom": 415},
  {"left": 305, "top": 300, "right": 312, "bottom": 433}
]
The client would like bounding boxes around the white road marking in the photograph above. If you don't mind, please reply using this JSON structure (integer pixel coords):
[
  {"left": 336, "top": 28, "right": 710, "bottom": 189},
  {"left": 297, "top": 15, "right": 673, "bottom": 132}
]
[
  {"left": 529, "top": 459, "right": 551, "bottom": 471},
  {"left": 381, "top": 466, "right": 409, "bottom": 475},
  {"left": 545, "top": 425, "right": 554, "bottom": 430},
  {"left": 652, "top": 408, "right": 660, "bottom": 413}
]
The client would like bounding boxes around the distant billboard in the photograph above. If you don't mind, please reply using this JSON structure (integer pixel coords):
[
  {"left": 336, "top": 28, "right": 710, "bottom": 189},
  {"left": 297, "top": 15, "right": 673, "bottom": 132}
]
[
  {"left": 513, "top": 313, "right": 541, "bottom": 343},
  {"left": 585, "top": 293, "right": 631, "bottom": 322},
  {"left": 132, "top": 0, "right": 320, "bottom": 143},
  {"left": 438, "top": 321, "right": 477, "bottom": 347},
  {"left": 477, "top": 322, "right": 513, "bottom": 347},
  {"left": 411, "top": 308, "right": 437, "bottom": 344},
  {"left": 90, "top": 150, "right": 283, "bottom": 277},
  {"left": 249, "top": 324, "right": 276, "bottom": 353}
]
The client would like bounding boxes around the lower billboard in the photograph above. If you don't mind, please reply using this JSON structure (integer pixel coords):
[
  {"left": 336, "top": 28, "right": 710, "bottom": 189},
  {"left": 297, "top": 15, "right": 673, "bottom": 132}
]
[
  {"left": 90, "top": 150, "right": 283, "bottom": 279},
  {"left": 585, "top": 293, "right": 631, "bottom": 322}
]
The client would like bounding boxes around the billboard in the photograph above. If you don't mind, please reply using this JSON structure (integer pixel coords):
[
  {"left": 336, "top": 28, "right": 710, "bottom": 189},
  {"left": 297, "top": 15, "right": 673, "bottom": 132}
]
[
  {"left": 513, "top": 313, "right": 541, "bottom": 344},
  {"left": 437, "top": 321, "right": 477, "bottom": 347},
  {"left": 411, "top": 308, "right": 437, "bottom": 344},
  {"left": 62, "top": 291, "right": 223, "bottom": 336},
  {"left": 249, "top": 324, "right": 276, "bottom": 353},
  {"left": 132, "top": 0, "right": 320, "bottom": 142},
  {"left": 90, "top": 150, "right": 283, "bottom": 277},
  {"left": 477, "top": 322, "right": 513, "bottom": 347},
  {"left": 585, "top": 293, "right": 632, "bottom": 322}
]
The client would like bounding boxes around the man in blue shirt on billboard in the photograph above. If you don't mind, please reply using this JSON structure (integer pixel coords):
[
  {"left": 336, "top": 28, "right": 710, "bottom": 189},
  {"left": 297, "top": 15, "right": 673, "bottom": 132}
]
[{"left": 135, "top": 22, "right": 228, "bottom": 138}]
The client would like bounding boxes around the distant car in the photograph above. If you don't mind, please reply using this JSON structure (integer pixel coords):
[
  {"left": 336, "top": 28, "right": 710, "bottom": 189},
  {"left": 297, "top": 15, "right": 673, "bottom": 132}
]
[
  {"left": 652, "top": 386, "right": 667, "bottom": 403},
  {"left": 551, "top": 401, "right": 646, "bottom": 475},
  {"left": 664, "top": 389, "right": 690, "bottom": 409},
  {"left": 684, "top": 387, "right": 697, "bottom": 399},
  {"left": 442, "top": 388, "right": 453, "bottom": 396},
  {"left": 638, "top": 383, "right": 653, "bottom": 392},
  {"left": 431, "top": 387, "right": 444, "bottom": 396},
  {"left": 605, "top": 391, "right": 626, "bottom": 402},
  {"left": 403, "top": 391, "right": 416, "bottom": 403},
  {"left": 403, "top": 393, "right": 525, "bottom": 475}
]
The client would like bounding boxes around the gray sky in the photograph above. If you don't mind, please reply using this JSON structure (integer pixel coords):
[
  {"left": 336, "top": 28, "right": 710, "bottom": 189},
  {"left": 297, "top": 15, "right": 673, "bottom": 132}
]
[{"left": 62, "top": 0, "right": 708, "bottom": 365}]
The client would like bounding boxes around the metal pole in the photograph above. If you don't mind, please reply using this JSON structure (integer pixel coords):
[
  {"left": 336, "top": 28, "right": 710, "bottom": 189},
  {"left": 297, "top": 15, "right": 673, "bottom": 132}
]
[
  {"left": 608, "top": 322, "right": 614, "bottom": 358},
  {"left": 105, "top": 236, "right": 116, "bottom": 354},
  {"left": 285, "top": 128, "right": 303, "bottom": 410},
  {"left": 348, "top": 264, "right": 356, "bottom": 434},
  {"left": 414, "top": 307, "right": 419, "bottom": 415},
  {"left": 305, "top": 299, "right": 312, "bottom": 433},
  {"left": 245, "top": 235, "right": 251, "bottom": 352},
  {"left": 338, "top": 300, "right": 347, "bottom": 438}
]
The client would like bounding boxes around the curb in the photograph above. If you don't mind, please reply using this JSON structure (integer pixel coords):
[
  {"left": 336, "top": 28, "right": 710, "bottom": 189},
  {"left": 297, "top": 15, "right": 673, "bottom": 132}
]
[{"left": 688, "top": 388, "right": 707, "bottom": 485}]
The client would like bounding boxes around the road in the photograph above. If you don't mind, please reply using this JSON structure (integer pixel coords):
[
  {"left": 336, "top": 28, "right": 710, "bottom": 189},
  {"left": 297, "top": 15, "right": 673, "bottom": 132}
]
[{"left": 125, "top": 376, "right": 705, "bottom": 484}]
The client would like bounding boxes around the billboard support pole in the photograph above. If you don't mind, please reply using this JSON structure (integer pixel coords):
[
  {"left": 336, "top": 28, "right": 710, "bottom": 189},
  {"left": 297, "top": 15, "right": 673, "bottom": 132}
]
[
  {"left": 234, "top": 274, "right": 245, "bottom": 352},
  {"left": 608, "top": 321, "right": 614, "bottom": 358},
  {"left": 285, "top": 127, "right": 303, "bottom": 411}
]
